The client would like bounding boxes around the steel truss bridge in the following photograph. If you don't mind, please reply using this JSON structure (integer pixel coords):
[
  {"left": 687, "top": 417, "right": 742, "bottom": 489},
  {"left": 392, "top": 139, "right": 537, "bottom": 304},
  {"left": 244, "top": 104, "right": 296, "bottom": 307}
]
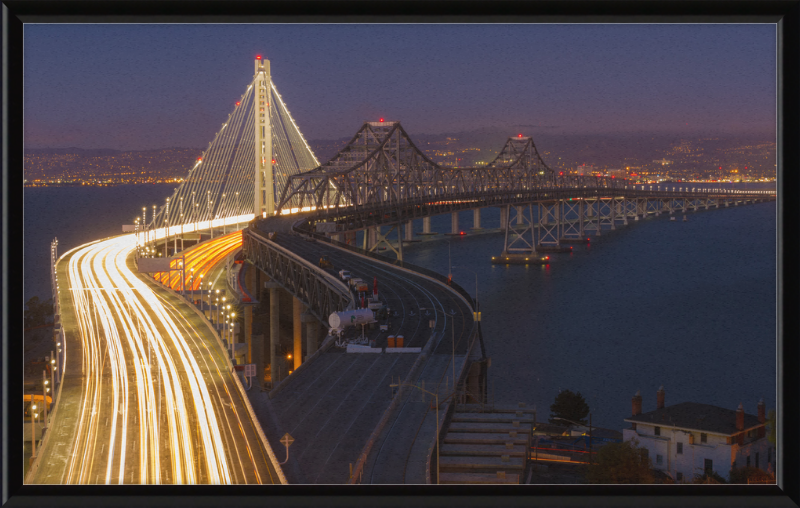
[{"left": 273, "top": 120, "right": 775, "bottom": 260}]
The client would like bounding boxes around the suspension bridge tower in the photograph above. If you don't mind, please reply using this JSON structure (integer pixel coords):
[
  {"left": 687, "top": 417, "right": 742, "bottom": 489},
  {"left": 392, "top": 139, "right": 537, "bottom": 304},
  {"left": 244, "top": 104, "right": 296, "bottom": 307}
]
[{"left": 254, "top": 56, "right": 274, "bottom": 217}]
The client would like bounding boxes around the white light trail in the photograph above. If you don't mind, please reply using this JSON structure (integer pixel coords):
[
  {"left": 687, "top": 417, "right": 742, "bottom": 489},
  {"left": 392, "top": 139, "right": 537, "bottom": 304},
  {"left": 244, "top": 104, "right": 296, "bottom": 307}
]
[{"left": 60, "top": 233, "right": 263, "bottom": 484}]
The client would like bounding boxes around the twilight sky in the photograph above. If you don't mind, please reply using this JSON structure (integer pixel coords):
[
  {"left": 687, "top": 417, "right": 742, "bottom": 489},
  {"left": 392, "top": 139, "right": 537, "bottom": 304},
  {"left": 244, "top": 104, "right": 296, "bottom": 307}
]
[{"left": 24, "top": 24, "right": 776, "bottom": 150}]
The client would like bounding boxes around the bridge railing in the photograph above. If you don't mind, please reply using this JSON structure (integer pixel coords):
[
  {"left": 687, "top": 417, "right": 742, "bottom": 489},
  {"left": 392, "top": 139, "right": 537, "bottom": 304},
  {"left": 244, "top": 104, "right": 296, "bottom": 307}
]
[{"left": 292, "top": 219, "right": 476, "bottom": 310}]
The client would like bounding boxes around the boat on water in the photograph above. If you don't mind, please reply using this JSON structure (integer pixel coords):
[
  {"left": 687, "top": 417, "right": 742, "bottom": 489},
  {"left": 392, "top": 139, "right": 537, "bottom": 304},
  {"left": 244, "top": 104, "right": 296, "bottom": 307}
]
[{"left": 670, "top": 216, "right": 676, "bottom": 221}]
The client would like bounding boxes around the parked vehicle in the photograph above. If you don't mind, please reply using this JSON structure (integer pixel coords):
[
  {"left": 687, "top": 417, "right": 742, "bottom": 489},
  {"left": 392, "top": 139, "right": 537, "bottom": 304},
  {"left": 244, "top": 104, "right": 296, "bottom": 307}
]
[
  {"left": 319, "top": 255, "right": 333, "bottom": 269},
  {"left": 339, "top": 270, "right": 351, "bottom": 281}
]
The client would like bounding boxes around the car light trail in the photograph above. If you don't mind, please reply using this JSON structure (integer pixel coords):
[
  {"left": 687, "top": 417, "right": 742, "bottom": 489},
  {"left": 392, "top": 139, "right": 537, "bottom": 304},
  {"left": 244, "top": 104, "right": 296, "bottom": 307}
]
[{"left": 60, "top": 231, "right": 265, "bottom": 484}]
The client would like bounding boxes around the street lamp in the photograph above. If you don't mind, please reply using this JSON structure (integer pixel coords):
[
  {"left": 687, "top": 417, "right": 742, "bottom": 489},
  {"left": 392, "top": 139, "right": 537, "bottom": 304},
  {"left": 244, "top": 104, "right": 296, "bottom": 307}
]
[
  {"left": 552, "top": 415, "right": 593, "bottom": 464},
  {"left": 231, "top": 312, "right": 236, "bottom": 345},
  {"left": 390, "top": 381, "right": 441, "bottom": 484}
]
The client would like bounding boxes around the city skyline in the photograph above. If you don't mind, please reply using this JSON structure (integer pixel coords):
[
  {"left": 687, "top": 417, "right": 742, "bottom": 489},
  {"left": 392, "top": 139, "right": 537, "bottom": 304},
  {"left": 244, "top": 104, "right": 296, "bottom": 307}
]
[{"left": 24, "top": 24, "right": 776, "bottom": 151}]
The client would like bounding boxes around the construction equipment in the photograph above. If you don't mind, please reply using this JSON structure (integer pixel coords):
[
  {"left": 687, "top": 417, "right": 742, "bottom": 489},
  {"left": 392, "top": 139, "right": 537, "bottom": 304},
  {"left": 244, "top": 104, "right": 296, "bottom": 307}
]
[{"left": 319, "top": 255, "right": 333, "bottom": 269}]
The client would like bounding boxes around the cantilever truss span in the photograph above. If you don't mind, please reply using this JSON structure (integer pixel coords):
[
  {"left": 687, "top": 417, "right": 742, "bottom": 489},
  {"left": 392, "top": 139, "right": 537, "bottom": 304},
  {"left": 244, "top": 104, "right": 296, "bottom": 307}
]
[
  {"left": 152, "top": 78, "right": 319, "bottom": 228},
  {"left": 276, "top": 121, "right": 615, "bottom": 216}
]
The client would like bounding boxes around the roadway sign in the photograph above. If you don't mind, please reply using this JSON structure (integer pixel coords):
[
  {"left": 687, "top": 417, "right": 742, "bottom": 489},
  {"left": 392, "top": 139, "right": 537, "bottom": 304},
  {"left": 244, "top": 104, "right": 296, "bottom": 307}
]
[
  {"left": 281, "top": 433, "right": 294, "bottom": 448},
  {"left": 244, "top": 364, "right": 256, "bottom": 378}
]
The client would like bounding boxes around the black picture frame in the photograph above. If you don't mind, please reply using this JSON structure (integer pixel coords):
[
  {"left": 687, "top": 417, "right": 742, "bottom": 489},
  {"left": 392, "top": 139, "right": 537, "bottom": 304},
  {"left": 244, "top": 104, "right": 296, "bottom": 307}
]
[{"left": 3, "top": 2, "right": 798, "bottom": 507}]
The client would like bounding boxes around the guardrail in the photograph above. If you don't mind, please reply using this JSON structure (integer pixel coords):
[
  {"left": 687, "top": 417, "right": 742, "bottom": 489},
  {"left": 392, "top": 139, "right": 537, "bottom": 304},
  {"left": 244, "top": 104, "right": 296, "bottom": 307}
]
[{"left": 293, "top": 220, "right": 476, "bottom": 310}]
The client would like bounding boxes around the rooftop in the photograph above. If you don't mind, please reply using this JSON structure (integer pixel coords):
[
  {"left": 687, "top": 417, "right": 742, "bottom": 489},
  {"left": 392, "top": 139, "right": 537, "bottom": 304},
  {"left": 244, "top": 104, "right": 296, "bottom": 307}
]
[{"left": 625, "top": 402, "right": 763, "bottom": 436}]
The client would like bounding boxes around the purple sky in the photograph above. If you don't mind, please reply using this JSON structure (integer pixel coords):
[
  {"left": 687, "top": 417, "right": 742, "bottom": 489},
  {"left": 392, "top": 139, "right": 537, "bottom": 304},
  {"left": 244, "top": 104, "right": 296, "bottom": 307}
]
[{"left": 24, "top": 24, "right": 776, "bottom": 150}]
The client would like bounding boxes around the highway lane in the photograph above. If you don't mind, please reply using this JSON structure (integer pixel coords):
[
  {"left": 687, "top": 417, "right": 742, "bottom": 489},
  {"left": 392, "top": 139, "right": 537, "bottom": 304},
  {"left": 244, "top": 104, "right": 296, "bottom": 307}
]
[
  {"left": 252, "top": 224, "right": 475, "bottom": 483},
  {"left": 32, "top": 233, "right": 279, "bottom": 484}
]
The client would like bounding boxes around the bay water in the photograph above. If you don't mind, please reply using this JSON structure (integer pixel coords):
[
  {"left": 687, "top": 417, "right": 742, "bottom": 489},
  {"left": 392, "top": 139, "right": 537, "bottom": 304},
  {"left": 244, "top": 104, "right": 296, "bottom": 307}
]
[{"left": 23, "top": 182, "right": 777, "bottom": 430}]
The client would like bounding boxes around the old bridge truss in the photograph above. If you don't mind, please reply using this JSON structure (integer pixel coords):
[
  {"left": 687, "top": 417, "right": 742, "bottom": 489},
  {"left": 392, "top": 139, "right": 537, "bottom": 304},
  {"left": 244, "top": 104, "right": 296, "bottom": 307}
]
[
  {"left": 242, "top": 228, "right": 354, "bottom": 323},
  {"left": 276, "top": 121, "right": 773, "bottom": 259}
]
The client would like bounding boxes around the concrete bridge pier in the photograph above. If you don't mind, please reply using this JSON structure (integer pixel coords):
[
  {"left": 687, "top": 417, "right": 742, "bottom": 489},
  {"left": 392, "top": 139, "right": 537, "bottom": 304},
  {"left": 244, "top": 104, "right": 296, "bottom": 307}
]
[
  {"left": 293, "top": 297, "right": 303, "bottom": 372},
  {"left": 244, "top": 263, "right": 256, "bottom": 365},
  {"left": 515, "top": 206, "right": 526, "bottom": 226},
  {"left": 420, "top": 216, "right": 437, "bottom": 235},
  {"left": 471, "top": 208, "right": 482, "bottom": 230},
  {"left": 363, "top": 226, "right": 379, "bottom": 250},
  {"left": 445, "top": 212, "right": 460, "bottom": 235},
  {"left": 499, "top": 205, "right": 509, "bottom": 229},
  {"left": 265, "top": 281, "right": 282, "bottom": 387},
  {"left": 302, "top": 312, "right": 319, "bottom": 360},
  {"left": 405, "top": 221, "right": 414, "bottom": 241}
]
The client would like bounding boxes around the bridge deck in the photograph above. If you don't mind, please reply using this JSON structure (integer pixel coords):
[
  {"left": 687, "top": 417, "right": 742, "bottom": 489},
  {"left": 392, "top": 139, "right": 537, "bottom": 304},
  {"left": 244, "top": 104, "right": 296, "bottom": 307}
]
[{"left": 240, "top": 215, "right": 476, "bottom": 483}]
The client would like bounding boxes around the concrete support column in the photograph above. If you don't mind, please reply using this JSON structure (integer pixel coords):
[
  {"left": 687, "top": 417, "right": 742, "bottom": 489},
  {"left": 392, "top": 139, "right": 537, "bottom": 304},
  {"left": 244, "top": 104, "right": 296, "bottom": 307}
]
[
  {"left": 304, "top": 315, "right": 319, "bottom": 359},
  {"left": 245, "top": 263, "right": 256, "bottom": 364},
  {"left": 269, "top": 286, "right": 279, "bottom": 385},
  {"left": 451, "top": 212, "right": 459, "bottom": 234},
  {"left": 369, "top": 227, "right": 379, "bottom": 249},
  {"left": 499, "top": 205, "right": 509, "bottom": 229},
  {"left": 293, "top": 297, "right": 303, "bottom": 371},
  {"left": 244, "top": 306, "right": 253, "bottom": 364},
  {"left": 405, "top": 221, "right": 414, "bottom": 241},
  {"left": 472, "top": 208, "right": 482, "bottom": 230},
  {"left": 515, "top": 206, "right": 525, "bottom": 225},
  {"left": 252, "top": 333, "right": 265, "bottom": 390},
  {"left": 422, "top": 216, "right": 432, "bottom": 234}
]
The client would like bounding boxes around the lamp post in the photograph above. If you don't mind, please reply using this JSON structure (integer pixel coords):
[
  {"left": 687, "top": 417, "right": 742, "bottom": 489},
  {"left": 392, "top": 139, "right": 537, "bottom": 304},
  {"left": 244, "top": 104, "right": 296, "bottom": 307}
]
[
  {"left": 552, "top": 415, "right": 593, "bottom": 464},
  {"left": 152, "top": 205, "right": 156, "bottom": 250},
  {"left": 180, "top": 196, "right": 184, "bottom": 252},
  {"left": 231, "top": 312, "right": 236, "bottom": 346},
  {"left": 42, "top": 370, "right": 49, "bottom": 429},
  {"left": 390, "top": 381, "right": 441, "bottom": 484},
  {"left": 30, "top": 399, "right": 37, "bottom": 461},
  {"left": 235, "top": 191, "right": 239, "bottom": 230}
]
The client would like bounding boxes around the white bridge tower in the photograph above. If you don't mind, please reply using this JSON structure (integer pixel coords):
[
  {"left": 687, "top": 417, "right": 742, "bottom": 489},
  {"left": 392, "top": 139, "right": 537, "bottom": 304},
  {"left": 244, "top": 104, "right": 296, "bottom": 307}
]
[{"left": 254, "top": 56, "right": 274, "bottom": 217}]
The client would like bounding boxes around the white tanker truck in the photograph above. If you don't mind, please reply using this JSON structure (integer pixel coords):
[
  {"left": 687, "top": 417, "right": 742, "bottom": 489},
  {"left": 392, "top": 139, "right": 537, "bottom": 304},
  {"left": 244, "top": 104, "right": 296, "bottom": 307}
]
[{"left": 328, "top": 308, "right": 376, "bottom": 338}]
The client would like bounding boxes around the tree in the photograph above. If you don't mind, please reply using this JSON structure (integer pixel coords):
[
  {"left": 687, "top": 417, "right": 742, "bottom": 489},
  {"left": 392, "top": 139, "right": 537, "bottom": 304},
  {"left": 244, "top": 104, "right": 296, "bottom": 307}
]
[
  {"left": 692, "top": 470, "right": 727, "bottom": 484},
  {"left": 549, "top": 389, "right": 590, "bottom": 425},
  {"left": 584, "top": 440, "right": 654, "bottom": 484},
  {"left": 766, "top": 409, "right": 776, "bottom": 446},
  {"left": 729, "top": 466, "right": 773, "bottom": 484},
  {"left": 24, "top": 296, "right": 53, "bottom": 329}
]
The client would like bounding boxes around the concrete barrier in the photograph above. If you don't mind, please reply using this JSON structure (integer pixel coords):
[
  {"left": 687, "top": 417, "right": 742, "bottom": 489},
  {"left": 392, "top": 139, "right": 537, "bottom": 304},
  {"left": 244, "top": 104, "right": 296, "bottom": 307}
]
[
  {"left": 346, "top": 345, "right": 382, "bottom": 353},
  {"left": 385, "top": 347, "right": 422, "bottom": 353}
]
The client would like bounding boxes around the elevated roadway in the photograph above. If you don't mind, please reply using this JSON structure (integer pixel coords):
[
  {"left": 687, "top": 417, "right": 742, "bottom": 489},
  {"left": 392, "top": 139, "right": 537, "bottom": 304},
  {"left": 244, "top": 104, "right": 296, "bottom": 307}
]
[
  {"left": 30, "top": 233, "right": 280, "bottom": 484},
  {"left": 241, "top": 216, "right": 478, "bottom": 484}
]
